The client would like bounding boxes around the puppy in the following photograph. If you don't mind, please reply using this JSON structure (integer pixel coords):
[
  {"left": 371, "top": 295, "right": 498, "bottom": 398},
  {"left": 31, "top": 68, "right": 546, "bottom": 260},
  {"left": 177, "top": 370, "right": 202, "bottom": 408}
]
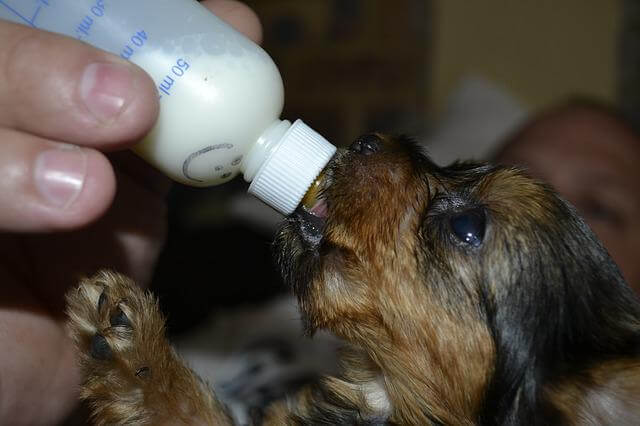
[{"left": 66, "top": 134, "right": 640, "bottom": 425}]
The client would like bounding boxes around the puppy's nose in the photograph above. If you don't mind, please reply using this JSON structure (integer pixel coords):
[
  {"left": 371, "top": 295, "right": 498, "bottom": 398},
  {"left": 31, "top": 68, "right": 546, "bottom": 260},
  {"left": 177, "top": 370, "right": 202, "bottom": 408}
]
[{"left": 349, "top": 134, "right": 382, "bottom": 155}]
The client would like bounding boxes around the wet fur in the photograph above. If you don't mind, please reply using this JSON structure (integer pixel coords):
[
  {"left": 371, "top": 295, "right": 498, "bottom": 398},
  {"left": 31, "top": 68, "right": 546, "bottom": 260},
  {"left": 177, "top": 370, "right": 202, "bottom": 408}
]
[{"left": 67, "top": 135, "right": 640, "bottom": 424}]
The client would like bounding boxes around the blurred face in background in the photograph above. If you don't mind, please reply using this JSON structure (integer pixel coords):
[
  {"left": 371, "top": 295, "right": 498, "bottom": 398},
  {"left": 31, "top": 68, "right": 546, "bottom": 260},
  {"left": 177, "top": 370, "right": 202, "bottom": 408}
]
[{"left": 496, "top": 106, "right": 640, "bottom": 293}]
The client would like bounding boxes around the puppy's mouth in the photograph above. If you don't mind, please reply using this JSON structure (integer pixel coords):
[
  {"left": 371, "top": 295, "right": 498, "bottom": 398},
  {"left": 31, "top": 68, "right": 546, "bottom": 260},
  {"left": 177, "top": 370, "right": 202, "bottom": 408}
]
[{"left": 291, "top": 171, "right": 330, "bottom": 248}]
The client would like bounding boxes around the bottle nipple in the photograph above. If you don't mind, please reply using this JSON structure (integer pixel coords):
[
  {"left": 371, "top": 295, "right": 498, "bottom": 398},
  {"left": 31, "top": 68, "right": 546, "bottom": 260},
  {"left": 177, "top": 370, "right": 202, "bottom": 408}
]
[{"left": 248, "top": 120, "right": 336, "bottom": 215}]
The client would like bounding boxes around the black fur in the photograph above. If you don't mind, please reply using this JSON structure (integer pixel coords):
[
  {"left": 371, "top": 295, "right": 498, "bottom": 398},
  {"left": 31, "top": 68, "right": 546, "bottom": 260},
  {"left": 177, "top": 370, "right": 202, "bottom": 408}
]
[{"left": 478, "top": 192, "right": 640, "bottom": 425}]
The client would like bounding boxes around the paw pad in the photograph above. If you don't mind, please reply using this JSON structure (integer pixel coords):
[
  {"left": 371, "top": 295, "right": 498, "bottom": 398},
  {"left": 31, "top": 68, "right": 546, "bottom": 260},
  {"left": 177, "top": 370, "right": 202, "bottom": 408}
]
[
  {"left": 87, "top": 288, "right": 135, "bottom": 361},
  {"left": 91, "top": 334, "right": 113, "bottom": 360},
  {"left": 110, "top": 306, "right": 131, "bottom": 328}
]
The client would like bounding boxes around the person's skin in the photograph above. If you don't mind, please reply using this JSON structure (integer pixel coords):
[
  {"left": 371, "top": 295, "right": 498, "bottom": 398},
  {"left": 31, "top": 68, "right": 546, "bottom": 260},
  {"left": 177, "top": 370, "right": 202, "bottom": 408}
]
[
  {"left": 0, "top": 1, "right": 261, "bottom": 423},
  {"left": 496, "top": 105, "right": 640, "bottom": 293}
]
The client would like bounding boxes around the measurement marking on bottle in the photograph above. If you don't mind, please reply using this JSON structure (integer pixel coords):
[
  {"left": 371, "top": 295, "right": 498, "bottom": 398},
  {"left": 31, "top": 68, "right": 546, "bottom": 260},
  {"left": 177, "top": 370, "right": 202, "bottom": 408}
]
[
  {"left": 74, "top": 0, "right": 105, "bottom": 40},
  {"left": 120, "top": 30, "right": 148, "bottom": 60},
  {"left": 0, "top": 0, "right": 49, "bottom": 28},
  {"left": 157, "top": 58, "right": 190, "bottom": 98}
]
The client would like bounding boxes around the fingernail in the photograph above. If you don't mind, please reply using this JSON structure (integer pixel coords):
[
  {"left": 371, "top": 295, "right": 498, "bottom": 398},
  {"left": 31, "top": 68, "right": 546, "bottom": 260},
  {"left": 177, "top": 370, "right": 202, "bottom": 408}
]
[
  {"left": 80, "top": 62, "right": 133, "bottom": 124},
  {"left": 35, "top": 146, "right": 87, "bottom": 208}
]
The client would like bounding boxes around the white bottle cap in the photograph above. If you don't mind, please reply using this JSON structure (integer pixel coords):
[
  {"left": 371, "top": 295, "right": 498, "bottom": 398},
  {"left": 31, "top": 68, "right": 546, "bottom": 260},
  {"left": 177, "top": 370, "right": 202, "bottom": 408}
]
[{"left": 248, "top": 119, "right": 336, "bottom": 215}]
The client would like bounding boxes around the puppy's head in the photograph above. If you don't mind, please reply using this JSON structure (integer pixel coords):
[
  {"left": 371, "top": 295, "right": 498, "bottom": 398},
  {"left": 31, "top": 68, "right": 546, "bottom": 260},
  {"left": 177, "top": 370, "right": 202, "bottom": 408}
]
[{"left": 274, "top": 134, "right": 640, "bottom": 423}]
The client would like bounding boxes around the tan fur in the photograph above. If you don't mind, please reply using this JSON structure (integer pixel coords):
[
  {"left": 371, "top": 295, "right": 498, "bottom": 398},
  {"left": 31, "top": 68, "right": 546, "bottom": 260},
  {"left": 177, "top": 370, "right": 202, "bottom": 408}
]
[
  {"left": 546, "top": 360, "right": 640, "bottom": 425},
  {"left": 294, "top": 136, "right": 494, "bottom": 423}
]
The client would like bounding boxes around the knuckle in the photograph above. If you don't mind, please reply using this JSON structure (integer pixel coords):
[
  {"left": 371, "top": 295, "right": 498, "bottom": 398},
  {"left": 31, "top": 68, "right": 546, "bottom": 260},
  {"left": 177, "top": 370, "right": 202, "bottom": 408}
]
[
  {"left": 2, "top": 29, "right": 50, "bottom": 88},
  {"left": 0, "top": 28, "right": 97, "bottom": 127}
]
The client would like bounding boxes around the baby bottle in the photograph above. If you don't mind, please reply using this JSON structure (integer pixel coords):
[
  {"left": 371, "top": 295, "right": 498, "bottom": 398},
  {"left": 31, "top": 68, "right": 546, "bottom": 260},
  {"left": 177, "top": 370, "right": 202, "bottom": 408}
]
[{"left": 0, "top": 0, "right": 336, "bottom": 214}]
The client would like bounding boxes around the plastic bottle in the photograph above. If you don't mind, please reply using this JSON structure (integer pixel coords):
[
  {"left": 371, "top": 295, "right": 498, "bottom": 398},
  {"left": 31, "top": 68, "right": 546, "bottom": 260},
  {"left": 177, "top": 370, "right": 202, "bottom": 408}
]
[{"left": 0, "top": 0, "right": 336, "bottom": 215}]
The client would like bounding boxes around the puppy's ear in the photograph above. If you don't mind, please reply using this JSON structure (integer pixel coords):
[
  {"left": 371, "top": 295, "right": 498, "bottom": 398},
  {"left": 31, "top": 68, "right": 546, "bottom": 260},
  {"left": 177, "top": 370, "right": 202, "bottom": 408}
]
[
  {"left": 478, "top": 188, "right": 640, "bottom": 424},
  {"left": 545, "top": 360, "right": 640, "bottom": 425}
]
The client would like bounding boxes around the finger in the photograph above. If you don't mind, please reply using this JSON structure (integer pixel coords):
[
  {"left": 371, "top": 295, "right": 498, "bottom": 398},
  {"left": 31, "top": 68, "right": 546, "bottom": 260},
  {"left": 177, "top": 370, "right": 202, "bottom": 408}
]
[
  {"left": 0, "top": 128, "right": 116, "bottom": 232},
  {"left": 0, "top": 20, "right": 159, "bottom": 150},
  {"left": 201, "top": 0, "right": 263, "bottom": 44}
]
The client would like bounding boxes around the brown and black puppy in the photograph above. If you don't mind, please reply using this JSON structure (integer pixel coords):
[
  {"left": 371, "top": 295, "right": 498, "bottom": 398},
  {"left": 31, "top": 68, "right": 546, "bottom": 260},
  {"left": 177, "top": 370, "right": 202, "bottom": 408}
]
[{"left": 67, "top": 134, "right": 640, "bottom": 425}]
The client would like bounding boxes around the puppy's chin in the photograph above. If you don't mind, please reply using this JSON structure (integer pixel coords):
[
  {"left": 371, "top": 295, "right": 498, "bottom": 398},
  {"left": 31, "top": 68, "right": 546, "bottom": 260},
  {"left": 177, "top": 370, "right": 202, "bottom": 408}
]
[
  {"left": 273, "top": 182, "right": 330, "bottom": 310},
  {"left": 291, "top": 205, "right": 327, "bottom": 249}
]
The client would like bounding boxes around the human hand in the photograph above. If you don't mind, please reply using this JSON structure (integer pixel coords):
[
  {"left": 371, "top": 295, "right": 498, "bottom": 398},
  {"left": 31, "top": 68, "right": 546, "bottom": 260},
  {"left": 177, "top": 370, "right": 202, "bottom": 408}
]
[{"left": 0, "top": 1, "right": 261, "bottom": 423}]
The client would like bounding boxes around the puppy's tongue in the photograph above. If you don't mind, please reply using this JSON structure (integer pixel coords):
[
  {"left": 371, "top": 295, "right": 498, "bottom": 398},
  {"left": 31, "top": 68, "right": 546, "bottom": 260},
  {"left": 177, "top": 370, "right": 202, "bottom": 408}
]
[
  {"left": 301, "top": 172, "right": 327, "bottom": 218},
  {"left": 308, "top": 198, "right": 328, "bottom": 218}
]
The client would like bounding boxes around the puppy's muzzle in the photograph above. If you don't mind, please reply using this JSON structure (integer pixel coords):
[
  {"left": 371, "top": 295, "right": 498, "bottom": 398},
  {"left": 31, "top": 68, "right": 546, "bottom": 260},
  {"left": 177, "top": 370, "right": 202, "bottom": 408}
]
[{"left": 290, "top": 133, "right": 390, "bottom": 248}]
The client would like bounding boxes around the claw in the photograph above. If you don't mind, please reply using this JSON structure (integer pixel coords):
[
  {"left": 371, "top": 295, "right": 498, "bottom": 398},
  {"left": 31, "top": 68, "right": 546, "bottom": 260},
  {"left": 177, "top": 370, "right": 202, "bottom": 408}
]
[{"left": 97, "top": 290, "right": 107, "bottom": 311}]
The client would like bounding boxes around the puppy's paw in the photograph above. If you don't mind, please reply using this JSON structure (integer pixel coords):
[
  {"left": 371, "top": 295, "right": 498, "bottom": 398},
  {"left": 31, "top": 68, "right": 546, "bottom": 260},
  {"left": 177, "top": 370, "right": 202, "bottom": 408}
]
[
  {"left": 66, "top": 270, "right": 231, "bottom": 425},
  {"left": 66, "top": 271, "right": 166, "bottom": 423}
]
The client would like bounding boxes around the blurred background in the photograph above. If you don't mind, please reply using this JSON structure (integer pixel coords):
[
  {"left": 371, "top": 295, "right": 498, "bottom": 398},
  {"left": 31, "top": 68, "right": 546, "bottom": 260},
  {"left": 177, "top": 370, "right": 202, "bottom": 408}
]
[
  {"left": 246, "top": 0, "right": 632, "bottom": 163},
  {"left": 152, "top": 0, "right": 637, "bottom": 332}
]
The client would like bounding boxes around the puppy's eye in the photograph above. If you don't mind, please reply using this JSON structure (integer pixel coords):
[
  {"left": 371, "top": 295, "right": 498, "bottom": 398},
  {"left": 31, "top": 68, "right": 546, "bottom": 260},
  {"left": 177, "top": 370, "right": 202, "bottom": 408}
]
[{"left": 450, "top": 209, "right": 485, "bottom": 247}]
